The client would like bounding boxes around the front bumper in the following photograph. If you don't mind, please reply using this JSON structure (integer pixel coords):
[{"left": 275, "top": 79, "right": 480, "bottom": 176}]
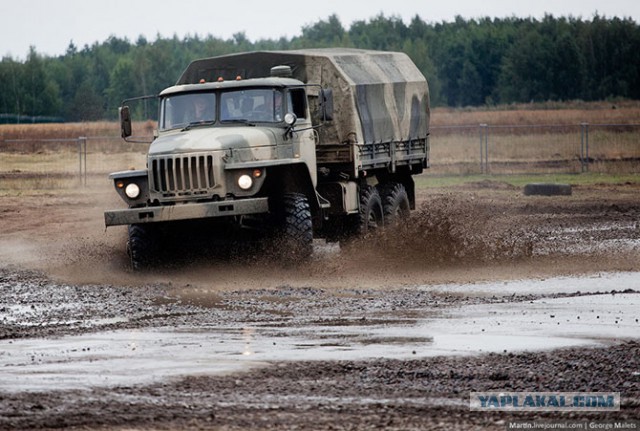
[{"left": 104, "top": 197, "right": 269, "bottom": 227}]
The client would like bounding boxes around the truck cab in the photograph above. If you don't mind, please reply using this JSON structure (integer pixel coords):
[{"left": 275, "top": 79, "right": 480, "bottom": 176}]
[{"left": 150, "top": 78, "right": 318, "bottom": 204}]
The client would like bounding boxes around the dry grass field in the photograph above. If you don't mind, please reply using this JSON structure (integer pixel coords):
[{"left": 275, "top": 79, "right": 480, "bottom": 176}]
[
  {"left": 1, "top": 101, "right": 639, "bottom": 188},
  {"left": 0, "top": 120, "right": 155, "bottom": 140},
  {"left": 431, "top": 100, "right": 640, "bottom": 126},
  {"left": 1, "top": 101, "right": 637, "bottom": 138},
  {"left": 431, "top": 101, "right": 640, "bottom": 175}
]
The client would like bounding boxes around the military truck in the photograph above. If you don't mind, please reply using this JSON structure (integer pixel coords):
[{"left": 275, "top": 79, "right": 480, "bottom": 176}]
[{"left": 105, "top": 48, "right": 430, "bottom": 269}]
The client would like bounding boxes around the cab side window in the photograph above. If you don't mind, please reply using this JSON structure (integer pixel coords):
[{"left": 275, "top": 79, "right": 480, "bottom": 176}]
[{"left": 289, "top": 89, "right": 307, "bottom": 119}]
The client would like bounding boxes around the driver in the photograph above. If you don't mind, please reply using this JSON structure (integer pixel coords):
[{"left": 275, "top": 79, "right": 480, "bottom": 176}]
[{"left": 188, "top": 95, "right": 213, "bottom": 123}]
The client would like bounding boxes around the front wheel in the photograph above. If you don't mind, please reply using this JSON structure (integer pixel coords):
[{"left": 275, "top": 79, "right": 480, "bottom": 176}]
[
  {"left": 127, "top": 224, "right": 157, "bottom": 271},
  {"left": 278, "top": 193, "right": 313, "bottom": 260}
]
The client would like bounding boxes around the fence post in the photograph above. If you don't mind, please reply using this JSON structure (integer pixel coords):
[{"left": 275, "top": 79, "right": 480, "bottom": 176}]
[
  {"left": 580, "top": 123, "right": 589, "bottom": 173},
  {"left": 78, "top": 136, "right": 87, "bottom": 185},
  {"left": 479, "top": 124, "right": 489, "bottom": 174}
]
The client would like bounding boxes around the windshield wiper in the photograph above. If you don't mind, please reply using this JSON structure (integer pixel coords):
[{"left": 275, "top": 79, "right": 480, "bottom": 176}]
[
  {"left": 181, "top": 120, "right": 215, "bottom": 131},
  {"left": 221, "top": 119, "right": 256, "bottom": 126}
]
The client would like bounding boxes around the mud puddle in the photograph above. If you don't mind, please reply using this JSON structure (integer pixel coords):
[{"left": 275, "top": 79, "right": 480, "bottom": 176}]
[
  {"left": 2, "top": 273, "right": 639, "bottom": 393},
  {"left": 427, "top": 271, "right": 640, "bottom": 296}
]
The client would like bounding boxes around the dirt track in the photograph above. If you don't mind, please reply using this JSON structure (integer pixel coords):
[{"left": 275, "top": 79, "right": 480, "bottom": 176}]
[{"left": 1, "top": 178, "right": 640, "bottom": 430}]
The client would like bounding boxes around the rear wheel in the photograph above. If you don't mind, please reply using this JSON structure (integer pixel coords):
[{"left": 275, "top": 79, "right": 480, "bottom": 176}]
[
  {"left": 378, "top": 182, "right": 410, "bottom": 226},
  {"left": 127, "top": 224, "right": 157, "bottom": 271},
  {"left": 278, "top": 193, "right": 313, "bottom": 259},
  {"left": 357, "top": 185, "right": 384, "bottom": 235}
]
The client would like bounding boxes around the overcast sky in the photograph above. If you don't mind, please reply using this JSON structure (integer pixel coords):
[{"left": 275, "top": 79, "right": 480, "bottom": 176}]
[{"left": 1, "top": 0, "right": 638, "bottom": 59}]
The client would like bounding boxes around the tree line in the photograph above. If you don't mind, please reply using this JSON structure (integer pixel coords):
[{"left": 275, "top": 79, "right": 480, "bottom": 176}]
[{"left": 1, "top": 13, "right": 639, "bottom": 122}]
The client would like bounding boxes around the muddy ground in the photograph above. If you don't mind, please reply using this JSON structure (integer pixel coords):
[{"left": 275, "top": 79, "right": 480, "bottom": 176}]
[{"left": 1, "top": 178, "right": 640, "bottom": 430}]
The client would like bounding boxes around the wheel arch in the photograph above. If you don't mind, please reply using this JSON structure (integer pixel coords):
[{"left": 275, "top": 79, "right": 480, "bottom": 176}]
[{"left": 264, "top": 163, "right": 322, "bottom": 228}]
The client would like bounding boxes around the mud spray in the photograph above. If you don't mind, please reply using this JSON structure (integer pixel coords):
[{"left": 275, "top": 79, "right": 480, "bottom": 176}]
[
  {"left": 42, "top": 194, "right": 544, "bottom": 290},
  {"left": 31, "top": 183, "right": 639, "bottom": 291}
]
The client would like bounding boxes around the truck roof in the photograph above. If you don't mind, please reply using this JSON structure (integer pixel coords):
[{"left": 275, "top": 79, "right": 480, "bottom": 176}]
[
  {"left": 177, "top": 48, "right": 429, "bottom": 145},
  {"left": 159, "top": 77, "right": 303, "bottom": 97}
]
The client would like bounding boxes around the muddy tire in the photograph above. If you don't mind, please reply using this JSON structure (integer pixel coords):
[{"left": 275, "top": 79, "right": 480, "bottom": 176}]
[
  {"left": 357, "top": 185, "right": 384, "bottom": 235},
  {"left": 279, "top": 193, "right": 313, "bottom": 260},
  {"left": 127, "top": 224, "right": 156, "bottom": 271},
  {"left": 378, "top": 182, "right": 410, "bottom": 226}
]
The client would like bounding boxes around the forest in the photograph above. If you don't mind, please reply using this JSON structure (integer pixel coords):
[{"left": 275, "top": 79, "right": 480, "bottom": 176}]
[{"left": 0, "top": 13, "right": 639, "bottom": 122}]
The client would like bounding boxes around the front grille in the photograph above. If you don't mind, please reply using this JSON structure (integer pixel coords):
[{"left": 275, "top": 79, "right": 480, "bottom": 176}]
[{"left": 150, "top": 153, "right": 215, "bottom": 197}]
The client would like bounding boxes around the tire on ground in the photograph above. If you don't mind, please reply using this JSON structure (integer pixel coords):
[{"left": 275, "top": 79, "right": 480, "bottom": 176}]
[
  {"left": 357, "top": 185, "right": 384, "bottom": 235},
  {"left": 523, "top": 183, "right": 572, "bottom": 196},
  {"left": 279, "top": 192, "right": 314, "bottom": 260},
  {"left": 378, "top": 182, "right": 410, "bottom": 226},
  {"left": 127, "top": 224, "right": 157, "bottom": 271}
]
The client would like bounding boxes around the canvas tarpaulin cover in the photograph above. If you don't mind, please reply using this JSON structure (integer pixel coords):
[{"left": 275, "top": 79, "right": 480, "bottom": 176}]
[{"left": 177, "top": 48, "right": 429, "bottom": 146}]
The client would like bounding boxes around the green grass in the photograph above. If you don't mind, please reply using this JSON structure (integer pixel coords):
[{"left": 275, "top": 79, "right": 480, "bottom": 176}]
[{"left": 414, "top": 172, "right": 640, "bottom": 189}]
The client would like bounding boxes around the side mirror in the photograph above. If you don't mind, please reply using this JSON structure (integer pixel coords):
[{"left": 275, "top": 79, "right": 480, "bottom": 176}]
[
  {"left": 119, "top": 106, "right": 132, "bottom": 138},
  {"left": 319, "top": 88, "right": 334, "bottom": 121}
]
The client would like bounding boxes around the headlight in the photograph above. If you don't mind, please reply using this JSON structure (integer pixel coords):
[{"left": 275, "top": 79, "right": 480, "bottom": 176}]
[
  {"left": 238, "top": 174, "right": 253, "bottom": 190},
  {"left": 125, "top": 183, "right": 141, "bottom": 199}
]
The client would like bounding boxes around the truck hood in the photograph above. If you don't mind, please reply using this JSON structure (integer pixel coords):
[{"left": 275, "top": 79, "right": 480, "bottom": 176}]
[{"left": 149, "top": 127, "right": 278, "bottom": 155}]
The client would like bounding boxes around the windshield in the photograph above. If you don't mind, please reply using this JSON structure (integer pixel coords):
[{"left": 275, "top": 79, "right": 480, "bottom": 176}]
[
  {"left": 160, "top": 93, "right": 216, "bottom": 130},
  {"left": 220, "top": 89, "right": 284, "bottom": 123},
  {"left": 160, "top": 88, "right": 287, "bottom": 131}
]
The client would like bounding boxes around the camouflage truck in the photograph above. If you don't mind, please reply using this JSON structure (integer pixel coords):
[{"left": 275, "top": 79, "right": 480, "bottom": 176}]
[{"left": 105, "top": 48, "right": 430, "bottom": 269}]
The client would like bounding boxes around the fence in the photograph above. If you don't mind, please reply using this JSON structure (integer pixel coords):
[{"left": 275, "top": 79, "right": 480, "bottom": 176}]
[
  {"left": 1, "top": 123, "right": 639, "bottom": 190},
  {"left": 0, "top": 136, "right": 148, "bottom": 190},
  {"left": 429, "top": 123, "right": 640, "bottom": 176}
]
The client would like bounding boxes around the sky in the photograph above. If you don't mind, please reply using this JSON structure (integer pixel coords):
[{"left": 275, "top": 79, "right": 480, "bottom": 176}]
[{"left": 1, "top": 0, "right": 638, "bottom": 59}]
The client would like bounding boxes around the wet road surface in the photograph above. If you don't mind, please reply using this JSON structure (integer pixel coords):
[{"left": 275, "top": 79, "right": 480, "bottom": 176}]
[
  {"left": 2, "top": 182, "right": 640, "bottom": 429},
  {"left": 2, "top": 270, "right": 638, "bottom": 394}
]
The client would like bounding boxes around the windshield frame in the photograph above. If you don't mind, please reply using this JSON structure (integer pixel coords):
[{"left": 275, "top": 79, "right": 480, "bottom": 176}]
[{"left": 159, "top": 87, "right": 288, "bottom": 132}]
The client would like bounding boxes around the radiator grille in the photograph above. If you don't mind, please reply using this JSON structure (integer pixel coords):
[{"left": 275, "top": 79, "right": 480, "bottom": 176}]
[{"left": 150, "top": 153, "right": 215, "bottom": 197}]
